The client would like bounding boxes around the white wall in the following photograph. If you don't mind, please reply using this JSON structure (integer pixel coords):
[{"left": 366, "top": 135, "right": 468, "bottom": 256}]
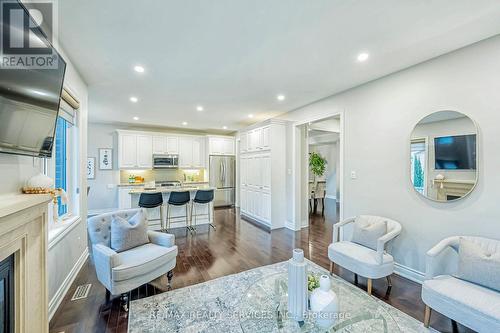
[{"left": 279, "top": 34, "right": 500, "bottom": 276}]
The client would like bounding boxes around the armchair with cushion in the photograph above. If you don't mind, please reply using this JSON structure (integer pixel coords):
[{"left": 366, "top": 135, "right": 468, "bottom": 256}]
[
  {"left": 87, "top": 209, "right": 178, "bottom": 299},
  {"left": 422, "top": 236, "right": 500, "bottom": 332},
  {"left": 328, "top": 215, "right": 402, "bottom": 295}
]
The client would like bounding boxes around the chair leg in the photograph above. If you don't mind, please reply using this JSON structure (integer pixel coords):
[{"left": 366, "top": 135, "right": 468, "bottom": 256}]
[
  {"left": 166, "top": 204, "right": 170, "bottom": 232},
  {"left": 322, "top": 198, "right": 325, "bottom": 216},
  {"left": 329, "top": 262, "right": 334, "bottom": 275},
  {"left": 451, "top": 319, "right": 458, "bottom": 333},
  {"left": 209, "top": 202, "right": 216, "bottom": 230},
  {"left": 159, "top": 205, "right": 165, "bottom": 232},
  {"left": 167, "top": 270, "right": 174, "bottom": 286},
  {"left": 386, "top": 275, "right": 392, "bottom": 287},
  {"left": 105, "top": 289, "right": 111, "bottom": 303},
  {"left": 424, "top": 305, "right": 432, "bottom": 328},
  {"left": 189, "top": 202, "right": 195, "bottom": 234},
  {"left": 354, "top": 273, "right": 358, "bottom": 285},
  {"left": 120, "top": 292, "right": 129, "bottom": 312},
  {"left": 367, "top": 278, "right": 372, "bottom": 295}
]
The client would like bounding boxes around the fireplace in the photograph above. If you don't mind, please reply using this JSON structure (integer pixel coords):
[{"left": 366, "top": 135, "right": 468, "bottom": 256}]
[{"left": 0, "top": 255, "right": 14, "bottom": 333}]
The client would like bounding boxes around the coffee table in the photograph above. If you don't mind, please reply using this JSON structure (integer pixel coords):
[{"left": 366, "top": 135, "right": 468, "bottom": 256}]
[{"left": 237, "top": 270, "right": 402, "bottom": 332}]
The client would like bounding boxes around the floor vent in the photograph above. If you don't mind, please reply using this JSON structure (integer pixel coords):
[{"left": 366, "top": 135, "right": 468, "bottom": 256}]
[{"left": 71, "top": 283, "right": 91, "bottom": 301}]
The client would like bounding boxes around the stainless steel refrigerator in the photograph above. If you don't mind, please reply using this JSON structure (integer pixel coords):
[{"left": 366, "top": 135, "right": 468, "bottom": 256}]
[{"left": 209, "top": 155, "right": 235, "bottom": 207}]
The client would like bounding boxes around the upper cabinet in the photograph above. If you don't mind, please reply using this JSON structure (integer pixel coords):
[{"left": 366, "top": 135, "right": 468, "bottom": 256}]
[
  {"left": 241, "top": 125, "right": 270, "bottom": 152},
  {"left": 208, "top": 136, "right": 235, "bottom": 155},
  {"left": 152, "top": 135, "right": 179, "bottom": 155},
  {"left": 179, "top": 136, "right": 206, "bottom": 168},
  {"left": 118, "top": 130, "right": 208, "bottom": 169},
  {"left": 118, "top": 132, "right": 152, "bottom": 169}
]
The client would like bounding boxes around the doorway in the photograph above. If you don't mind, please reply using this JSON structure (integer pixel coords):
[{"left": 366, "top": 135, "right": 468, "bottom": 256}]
[{"left": 291, "top": 113, "right": 343, "bottom": 230}]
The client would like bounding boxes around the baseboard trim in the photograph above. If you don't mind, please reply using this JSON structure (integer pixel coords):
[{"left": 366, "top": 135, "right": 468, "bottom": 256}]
[
  {"left": 394, "top": 262, "right": 425, "bottom": 284},
  {"left": 285, "top": 220, "right": 300, "bottom": 231},
  {"left": 325, "top": 195, "right": 336, "bottom": 200},
  {"left": 49, "top": 247, "right": 89, "bottom": 321}
]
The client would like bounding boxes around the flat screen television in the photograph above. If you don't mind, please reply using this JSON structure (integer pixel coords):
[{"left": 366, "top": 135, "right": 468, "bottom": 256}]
[
  {"left": 434, "top": 134, "right": 476, "bottom": 170},
  {"left": 0, "top": 0, "right": 66, "bottom": 158}
]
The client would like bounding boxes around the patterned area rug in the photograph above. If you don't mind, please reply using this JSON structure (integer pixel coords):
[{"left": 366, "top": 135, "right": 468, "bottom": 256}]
[{"left": 128, "top": 260, "right": 435, "bottom": 332}]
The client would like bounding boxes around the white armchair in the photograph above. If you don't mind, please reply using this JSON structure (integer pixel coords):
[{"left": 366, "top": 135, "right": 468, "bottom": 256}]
[
  {"left": 88, "top": 209, "right": 178, "bottom": 300},
  {"left": 422, "top": 236, "right": 500, "bottom": 332},
  {"left": 328, "top": 215, "right": 402, "bottom": 295}
]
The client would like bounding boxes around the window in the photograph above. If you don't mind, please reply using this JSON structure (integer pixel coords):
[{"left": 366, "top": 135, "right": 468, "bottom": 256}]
[
  {"left": 411, "top": 139, "right": 427, "bottom": 195},
  {"left": 55, "top": 117, "right": 68, "bottom": 216},
  {"left": 48, "top": 100, "right": 79, "bottom": 227}
]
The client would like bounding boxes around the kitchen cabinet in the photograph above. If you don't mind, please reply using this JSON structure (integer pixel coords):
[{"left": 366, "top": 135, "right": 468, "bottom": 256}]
[
  {"left": 208, "top": 136, "right": 235, "bottom": 155},
  {"left": 119, "top": 133, "right": 137, "bottom": 168},
  {"left": 136, "top": 135, "right": 153, "bottom": 168},
  {"left": 238, "top": 120, "right": 287, "bottom": 229},
  {"left": 166, "top": 136, "right": 179, "bottom": 154},
  {"left": 118, "top": 132, "right": 152, "bottom": 169},
  {"left": 179, "top": 136, "right": 205, "bottom": 168},
  {"left": 153, "top": 135, "right": 179, "bottom": 155}
]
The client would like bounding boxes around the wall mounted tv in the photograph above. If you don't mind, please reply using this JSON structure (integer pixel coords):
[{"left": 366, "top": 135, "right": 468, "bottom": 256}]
[
  {"left": 0, "top": 0, "right": 66, "bottom": 158},
  {"left": 434, "top": 134, "right": 476, "bottom": 170}
]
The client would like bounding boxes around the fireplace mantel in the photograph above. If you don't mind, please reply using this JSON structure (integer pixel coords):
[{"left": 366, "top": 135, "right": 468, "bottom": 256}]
[
  {"left": 0, "top": 193, "right": 51, "bottom": 333},
  {"left": 433, "top": 179, "right": 476, "bottom": 201}
]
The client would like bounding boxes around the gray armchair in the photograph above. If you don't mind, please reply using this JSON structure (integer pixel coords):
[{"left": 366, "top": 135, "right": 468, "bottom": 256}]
[{"left": 87, "top": 209, "right": 178, "bottom": 297}]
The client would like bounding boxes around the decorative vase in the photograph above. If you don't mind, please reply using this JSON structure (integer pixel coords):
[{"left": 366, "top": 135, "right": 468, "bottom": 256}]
[
  {"left": 310, "top": 275, "right": 339, "bottom": 328},
  {"left": 288, "top": 248, "right": 308, "bottom": 321}
]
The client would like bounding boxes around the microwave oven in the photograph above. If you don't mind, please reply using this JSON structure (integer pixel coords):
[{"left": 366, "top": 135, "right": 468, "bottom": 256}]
[{"left": 153, "top": 154, "right": 179, "bottom": 168}]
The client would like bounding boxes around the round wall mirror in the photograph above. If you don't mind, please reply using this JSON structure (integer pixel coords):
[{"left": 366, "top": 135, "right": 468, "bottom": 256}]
[{"left": 410, "top": 111, "right": 478, "bottom": 202}]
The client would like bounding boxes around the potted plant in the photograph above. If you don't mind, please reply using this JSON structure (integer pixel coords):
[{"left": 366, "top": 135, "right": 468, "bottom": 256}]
[{"left": 309, "top": 152, "right": 327, "bottom": 181}]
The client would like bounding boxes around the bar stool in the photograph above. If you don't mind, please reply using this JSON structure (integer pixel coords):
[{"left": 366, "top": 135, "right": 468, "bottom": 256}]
[
  {"left": 190, "top": 189, "right": 215, "bottom": 233},
  {"left": 138, "top": 192, "right": 165, "bottom": 231},
  {"left": 166, "top": 191, "right": 191, "bottom": 233}
]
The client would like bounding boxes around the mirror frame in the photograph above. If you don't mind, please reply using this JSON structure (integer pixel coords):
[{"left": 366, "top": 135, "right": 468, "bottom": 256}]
[{"left": 409, "top": 110, "right": 479, "bottom": 203}]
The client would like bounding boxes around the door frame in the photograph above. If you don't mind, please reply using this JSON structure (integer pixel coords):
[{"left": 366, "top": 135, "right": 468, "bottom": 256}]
[{"left": 289, "top": 111, "right": 344, "bottom": 230}]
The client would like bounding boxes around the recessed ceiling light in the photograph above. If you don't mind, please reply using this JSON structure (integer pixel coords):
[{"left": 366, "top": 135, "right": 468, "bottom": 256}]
[
  {"left": 182, "top": 121, "right": 188, "bottom": 126},
  {"left": 130, "top": 96, "right": 138, "bottom": 103},
  {"left": 277, "top": 94, "right": 286, "bottom": 101},
  {"left": 248, "top": 114, "right": 254, "bottom": 118},
  {"left": 133, "top": 65, "right": 145, "bottom": 73},
  {"left": 223, "top": 126, "right": 228, "bottom": 130},
  {"left": 196, "top": 105, "right": 204, "bottom": 111},
  {"left": 357, "top": 52, "right": 369, "bottom": 62},
  {"left": 133, "top": 116, "right": 139, "bottom": 121}
]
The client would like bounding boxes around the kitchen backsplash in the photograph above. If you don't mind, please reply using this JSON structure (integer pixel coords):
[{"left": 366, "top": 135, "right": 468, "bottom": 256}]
[{"left": 120, "top": 169, "right": 205, "bottom": 184}]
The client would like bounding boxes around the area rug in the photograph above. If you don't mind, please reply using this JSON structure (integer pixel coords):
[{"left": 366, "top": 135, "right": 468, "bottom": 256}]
[{"left": 128, "top": 260, "right": 435, "bottom": 332}]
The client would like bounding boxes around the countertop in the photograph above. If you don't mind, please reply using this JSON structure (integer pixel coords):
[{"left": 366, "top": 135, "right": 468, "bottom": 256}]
[
  {"left": 118, "top": 181, "right": 209, "bottom": 187},
  {"left": 128, "top": 185, "right": 215, "bottom": 194}
]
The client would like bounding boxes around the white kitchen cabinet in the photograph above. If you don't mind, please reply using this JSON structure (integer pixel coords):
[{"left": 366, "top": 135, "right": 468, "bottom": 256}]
[
  {"left": 208, "top": 136, "right": 235, "bottom": 155},
  {"left": 119, "top": 133, "right": 138, "bottom": 168},
  {"left": 136, "top": 135, "right": 153, "bottom": 168},
  {"left": 152, "top": 136, "right": 167, "bottom": 154},
  {"left": 118, "top": 187, "right": 132, "bottom": 209},
  {"left": 166, "top": 136, "right": 179, "bottom": 154},
  {"left": 179, "top": 136, "right": 205, "bottom": 168},
  {"left": 179, "top": 137, "right": 193, "bottom": 167},
  {"left": 238, "top": 120, "right": 287, "bottom": 229},
  {"left": 153, "top": 135, "right": 179, "bottom": 155},
  {"left": 261, "top": 126, "right": 270, "bottom": 150}
]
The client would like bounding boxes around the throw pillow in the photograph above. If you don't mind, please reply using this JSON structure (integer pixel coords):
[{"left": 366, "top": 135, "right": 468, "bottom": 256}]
[
  {"left": 351, "top": 215, "right": 387, "bottom": 251},
  {"left": 456, "top": 238, "right": 500, "bottom": 292},
  {"left": 111, "top": 210, "right": 149, "bottom": 252}
]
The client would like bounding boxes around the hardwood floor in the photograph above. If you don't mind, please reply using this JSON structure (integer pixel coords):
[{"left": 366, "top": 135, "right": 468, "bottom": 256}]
[{"left": 49, "top": 206, "right": 474, "bottom": 333}]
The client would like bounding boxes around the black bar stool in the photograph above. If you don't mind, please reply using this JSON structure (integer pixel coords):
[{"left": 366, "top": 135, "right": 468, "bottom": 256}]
[
  {"left": 138, "top": 192, "right": 164, "bottom": 231},
  {"left": 190, "top": 189, "right": 215, "bottom": 233},
  {"left": 166, "top": 191, "right": 191, "bottom": 232}
]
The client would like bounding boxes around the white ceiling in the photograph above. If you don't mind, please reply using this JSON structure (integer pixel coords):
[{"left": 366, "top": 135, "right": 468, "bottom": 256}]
[{"left": 57, "top": 0, "right": 500, "bottom": 132}]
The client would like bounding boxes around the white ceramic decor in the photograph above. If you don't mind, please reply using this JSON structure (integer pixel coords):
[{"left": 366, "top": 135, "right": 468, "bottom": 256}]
[
  {"left": 288, "top": 248, "right": 308, "bottom": 321},
  {"left": 310, "top": 275, "right": 339, "bottom": 328}
]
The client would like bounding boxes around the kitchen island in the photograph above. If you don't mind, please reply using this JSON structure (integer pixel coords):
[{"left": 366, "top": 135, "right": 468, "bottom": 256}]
[{"left": 128, "top": 185, "right": 215, "bottom": 231}]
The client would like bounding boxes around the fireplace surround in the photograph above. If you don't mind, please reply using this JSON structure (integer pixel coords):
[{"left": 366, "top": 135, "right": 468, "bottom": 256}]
[
  {"left": 0, "top": 193, "right": 51, "bottom": 333},
  {"left": 0, "top": 254, "right": 14, "bottom": 333}
]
